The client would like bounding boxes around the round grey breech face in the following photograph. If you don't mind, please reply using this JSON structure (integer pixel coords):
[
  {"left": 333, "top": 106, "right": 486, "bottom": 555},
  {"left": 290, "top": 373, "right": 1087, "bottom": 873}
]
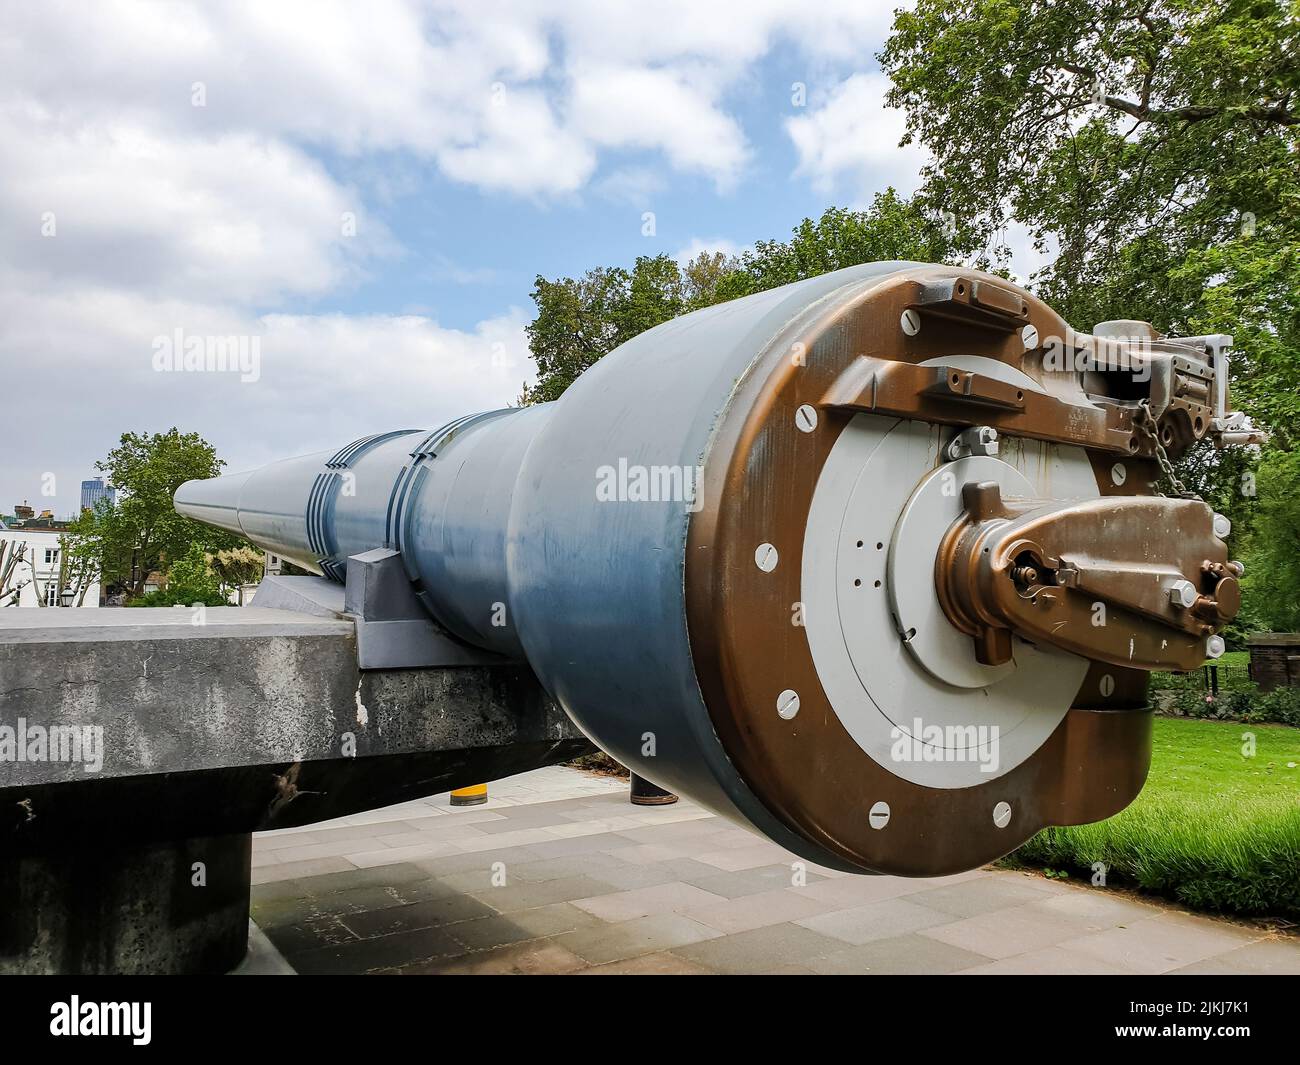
[{"left": 801, "top": 409, "right": 1098, "bottom": 788}]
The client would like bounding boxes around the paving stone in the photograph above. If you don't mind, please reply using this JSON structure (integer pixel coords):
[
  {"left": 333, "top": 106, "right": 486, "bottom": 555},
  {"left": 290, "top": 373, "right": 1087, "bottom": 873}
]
[
  {"left": 584, "top": 857, "right": 723, "bottom": 892},
  {"left": 685, "top": 887, "right": 832, "bottom": 934},
  {"left": 290, "top": 862, "right": 436, "bottom": 897},
  {"left": 557, "top": 913, "right": 724, "bottom": 964},
  {"left": 273, "top": 836, "right": 400, "bottom": 863},
  {"left": 412, "top": 846, "right": 544, "bottom": 877},
  {"left": 256, "top": 823, "right": 394, "bottom": 852},
  {"left": 910, "top": 875, "right": 1060, "bottom": 918},
  {"left": 341, "top": 893, "right": 498, "bottom": 939},
  {"left": 289, "top": 926, "right": 463, "bottom": 974},
  {"left": 957, "top": 945, "right": 1149, "bottom": 975},
  {"left": 346, "top": 839, "right": 465, "bottom": 867},
  {"left": 400, "top": 938, "right": 588, "bottom": 975},
  {"left": 794, "top": 874, "right": 934, "bottom": 909},
  {"left": 808, "top": 933, "right": 994, "bottom": 975},
  {"left": 1057, "top": 912, "right": 1263, "bottom": 974},
  {"left": 505, "top": 853, "right": 635, "bottom": 884},
  {"left": 473, "top": 812, "right": 578, "bottom": 834},
  {"left": 244, "top": 768, "right": 1300, "bottom": 976},
  {"left": 467, "top": 874, "right": 622, "bottom": 914},
  {"left": 525, "top": 833, "right": 637, "bottom": 858},
  {"left": 682, "top": 863, "right": 829, "bottom": 899},
  {"left": 446, "top": 828, "right": 559, "bottom": 853},
  {"left": 388, "top": 817, "right": 500, "bottom": 840},
  {"left": 1182, "top": 938, "right": 1300, "bottom": 975},
  {"left": 612, "top": 822, "right": 737, "bottom": 847},
  {"left": 444, "top": 902, "right": 601, "bottom": 952},
  {"left": 1022, "top": 886, "right": 1163, "bottom": 925},
  {"left": 249, "top": 877, "right": 320, "bottom": 903},
  {"left": 672, "top": 922, "right": 845, "bottom": 974},
  {"left": 692, "top": 843, "right": 792, "bottom": 871},
  {"left": 920, "top": 902, "right": 1124, "bottom": 961},
  {"left": 794, "top": 896, "right": 952, "bottom": 945},
  {"left": 260, "top": 914, "right": 357, "bottom": 955},
  {"left": 575, "top": 951, "right": 716, "bottom": 975},
  {"left": 602, "top": 843, "right": 693, "bottom": 865},
  {"left": 571, "top": 881, "right": 728, "bottom": 922},
  {"left": 251, "top": 855, "right": 354, "bottom": 885},
  {"left": 295, "top": 879, "right": 457, "bottom": 918}
]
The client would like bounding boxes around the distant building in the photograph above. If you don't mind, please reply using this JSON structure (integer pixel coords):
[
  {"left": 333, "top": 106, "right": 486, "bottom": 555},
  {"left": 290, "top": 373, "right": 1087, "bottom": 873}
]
[
  {"left": 0, "top": 526, "right": 100, "bottom": 607},
  {"left": 2, "top": 502, "right": 66, "bottom": 531},
  {"left": 81, "top": 477, "right": 118, "bottom": 512}
]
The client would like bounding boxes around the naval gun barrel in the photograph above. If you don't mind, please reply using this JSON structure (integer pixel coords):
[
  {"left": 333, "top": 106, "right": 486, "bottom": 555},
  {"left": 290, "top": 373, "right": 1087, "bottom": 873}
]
[{"left": 177, "top": 261, "right": 1248, "bottom": 875}]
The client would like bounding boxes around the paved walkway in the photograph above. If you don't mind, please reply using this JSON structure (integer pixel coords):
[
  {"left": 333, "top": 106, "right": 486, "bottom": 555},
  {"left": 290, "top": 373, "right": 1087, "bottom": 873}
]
[{"left": 250, "top": 766, "right": 1300, "bottom": 975}]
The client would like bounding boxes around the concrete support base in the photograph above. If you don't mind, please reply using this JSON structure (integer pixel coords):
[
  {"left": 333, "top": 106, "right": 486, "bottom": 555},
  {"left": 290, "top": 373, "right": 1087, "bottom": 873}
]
[{"left": 0, "top": 834, "right": 251, "bottom": 975}]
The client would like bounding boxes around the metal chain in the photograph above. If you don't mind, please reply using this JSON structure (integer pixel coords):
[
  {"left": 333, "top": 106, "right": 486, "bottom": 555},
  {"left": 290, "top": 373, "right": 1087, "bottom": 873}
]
[{"left": 1136, "top": 400, "right": 1202, "bottom": 501}]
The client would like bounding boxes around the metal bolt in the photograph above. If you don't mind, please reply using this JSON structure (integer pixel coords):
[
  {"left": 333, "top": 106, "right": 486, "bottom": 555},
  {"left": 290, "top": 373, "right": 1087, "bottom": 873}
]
[
  {"left": 1206, "top": 635, "right": 1226, "bottom": 659},
  {"left": 1099, "top": 674, "right": 1115, "bottom": 697},
  {"left": 1169, "top": 579, "right": 1198, "bottom": 609},
  {"left": 993, "top": 801, "right": 1012, "bottom": 828},
  {"left": 1021, "top": 324, "right": 1039, "bottom": 350},
  {"left": 868, "top": 801, "right": 891, "bottom": 830},
  {"left": 900, "top": 309, "right": 921, "bottom": 336},
  {"left": 776, "top": 689, "right": 800, "bottom": 720},
  {"left": 1212, "top": 513, "right": 1232, "bottom": 539},
  {"left": 1110, "top": 462, "right": 1127, "bottom": 486},
  {"left": 794, "top": 404, "right": 818, "bottom": 433},
  {"left": 754, "top": 543, "right": 778, "bottom": 572}
]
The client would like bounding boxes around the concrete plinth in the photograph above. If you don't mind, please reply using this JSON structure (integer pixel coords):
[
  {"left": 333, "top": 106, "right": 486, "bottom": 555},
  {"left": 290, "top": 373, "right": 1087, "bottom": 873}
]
[
  {"left": 0, "top": 602, "right": 593, "bottom": 973},
  {"left": 0, "top": 834, "right": 250, "bottom": 974}
]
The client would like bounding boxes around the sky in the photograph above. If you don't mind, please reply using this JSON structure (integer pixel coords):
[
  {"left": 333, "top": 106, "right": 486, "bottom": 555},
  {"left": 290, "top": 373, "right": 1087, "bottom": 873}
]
[{"left": 0, "top": 0, "right": 1026, "bottom": 517}]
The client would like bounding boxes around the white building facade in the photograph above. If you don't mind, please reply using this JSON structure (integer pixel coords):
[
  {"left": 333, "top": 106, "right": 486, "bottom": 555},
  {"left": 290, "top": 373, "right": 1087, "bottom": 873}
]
[{"left": 0, "top": 528, "right": 101, "bottom": 608}]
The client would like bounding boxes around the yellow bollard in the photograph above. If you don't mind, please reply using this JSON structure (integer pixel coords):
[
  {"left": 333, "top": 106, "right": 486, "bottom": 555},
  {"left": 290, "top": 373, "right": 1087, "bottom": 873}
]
[{"left": 450, "top": 783, "right": 488, "bottom": 807}]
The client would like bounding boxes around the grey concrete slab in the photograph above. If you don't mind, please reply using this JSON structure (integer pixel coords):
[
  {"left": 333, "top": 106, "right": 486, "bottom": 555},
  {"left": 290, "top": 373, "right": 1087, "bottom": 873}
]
[
  {"left": 808, "top": 933, "right": 995, "bottom": 975},
  {"left": 670, "top": 922, "right": 846, "bottom": 974},
  {"left": 248, "top": 766, "right": 1300, "bottom": 976}
]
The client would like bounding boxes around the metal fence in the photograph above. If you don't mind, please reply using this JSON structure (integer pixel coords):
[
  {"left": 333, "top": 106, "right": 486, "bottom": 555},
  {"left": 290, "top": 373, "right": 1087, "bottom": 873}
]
[{"left": 1166, "top": 664, "right": 1251, "bottom": 693}]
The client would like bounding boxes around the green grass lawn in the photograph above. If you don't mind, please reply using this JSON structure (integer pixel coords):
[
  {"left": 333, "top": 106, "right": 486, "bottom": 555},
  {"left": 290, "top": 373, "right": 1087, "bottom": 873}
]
[{"left": 1012, "top": 717, "right": 1300, "bottom": 918}]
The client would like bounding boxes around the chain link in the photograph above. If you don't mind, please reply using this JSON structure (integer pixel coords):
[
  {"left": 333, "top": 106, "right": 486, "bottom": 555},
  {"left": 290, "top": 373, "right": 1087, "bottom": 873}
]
[{"left": 1135, "top": 400, "right": 1202, "bottom": 501}]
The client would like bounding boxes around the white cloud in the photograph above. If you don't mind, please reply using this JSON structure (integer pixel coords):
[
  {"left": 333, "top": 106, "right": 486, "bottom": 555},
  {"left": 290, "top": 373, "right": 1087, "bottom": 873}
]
[
  {"left": 786, "top": 73, "right": 927, "bottom": 199},
  {"left": 0, "top": 106, "right": 388, "bottom": 305},
  {"left": 2, "top": 1, "right": 906, "bottom": 202},
  {"left": 437, "top": 89, "right": 596, "bottom": 196},
  {"left": 0, "top": 1, "right": 926, "bottom": 512},
  {"left": 570, "top": 65, "right": 749, "bottom": 189},
  {"left": 0, "top": 272, "right": 531, "bottom": 513},
  {"left": 675, "top": 237, "right": 745, "bottom": 264}
]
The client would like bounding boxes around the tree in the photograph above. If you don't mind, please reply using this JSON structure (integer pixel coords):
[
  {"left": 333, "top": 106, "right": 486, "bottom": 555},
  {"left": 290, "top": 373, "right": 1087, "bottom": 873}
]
[
  {"left": 209, "top": 546, "right": 265, "bottom": 605},
  {"left": 524, "top": 254, "right": 723, "bottom": 403},
  {"left": 0, "top": 541, "right": 32, "bottom": 607},
  {"left": 1238, "top": 448, "right": 1300, "bottom": 633},
  {"left": 880, "top": 0, "right": 1298, "bottom": 320},
  {"left": 85, "top": 428, "right": 244, "bottom": 600},
  {"left": 881, "top": 0, "right": 1300, "bottom": 628},
  {"left": 127, "top": 543, "right": 228, "bottom": 608},
  {"left": 524, "top": 192, "right": 965, "bottom": 401},
  {"left": 723, "top": 190, "right": 978, "bottom": 298}
]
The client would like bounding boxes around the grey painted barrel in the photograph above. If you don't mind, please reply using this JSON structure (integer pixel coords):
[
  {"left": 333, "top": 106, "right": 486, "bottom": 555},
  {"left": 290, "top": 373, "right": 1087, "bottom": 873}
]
[{"left": 177, "top": 262, "right": 927, "bottom": 870}]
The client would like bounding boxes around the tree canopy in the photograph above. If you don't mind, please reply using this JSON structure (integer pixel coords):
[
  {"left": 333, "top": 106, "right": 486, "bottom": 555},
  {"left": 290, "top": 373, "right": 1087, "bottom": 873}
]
[{"left": 73, "top": 428, "right": 245, "bottom": 600}]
